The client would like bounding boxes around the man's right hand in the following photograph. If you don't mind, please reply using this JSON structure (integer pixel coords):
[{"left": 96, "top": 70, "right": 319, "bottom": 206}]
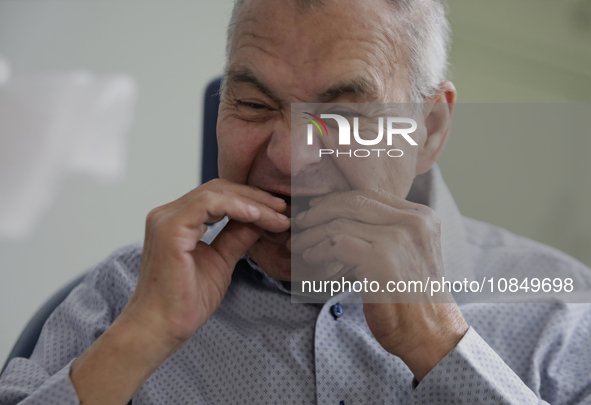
[
  {"left": 70, "top": 179, "right": 289, "bottom": 405},
  {"left": 122, "top": 179, "right": 289, "bottom": 347}
]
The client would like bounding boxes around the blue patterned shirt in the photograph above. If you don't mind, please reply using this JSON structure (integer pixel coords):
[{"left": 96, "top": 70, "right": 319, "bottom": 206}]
[{"left": 2, "top": 165, "right": 591, "bottom": 404}]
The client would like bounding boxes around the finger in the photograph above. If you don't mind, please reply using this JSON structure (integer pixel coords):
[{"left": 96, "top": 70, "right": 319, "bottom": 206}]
[
  {"left": 301, "top": 233, "right": 400, "bottom": 294},
  {"left": 296, "top": 189, "right": 434, "bottom": 229},
  {"left": 295, "top": 193, "right": 404, "bottom": 229},
  {"left": 209, "top": 220, "right": 264, "bottom": 269},
  {"left": 180, "top": 179, "right": 287, "bottom": 213},
  {"left": 217, "top": 182, "right": 287, "bottom": 213},
  {"left": 302, "top": 233, "right": 372, "bottom": 267},
  {"left": 310, "top": 189, "right": 417, "bottom": 211},
  {"left": 178, "top": 191, "right": 290, "bottom": 234},
  {"left": 290, "top": 219, "right": 385, "bottom": 254}
]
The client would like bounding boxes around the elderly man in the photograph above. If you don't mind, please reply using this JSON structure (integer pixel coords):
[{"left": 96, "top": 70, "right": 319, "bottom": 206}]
[{"left": 2, "top": 0, "right": 591, "bottom": 404}]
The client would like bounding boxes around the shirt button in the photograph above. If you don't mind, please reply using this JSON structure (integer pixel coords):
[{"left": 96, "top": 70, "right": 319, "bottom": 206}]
[{"left": 330, "top": 303, "right": 344, "bottom": 320}]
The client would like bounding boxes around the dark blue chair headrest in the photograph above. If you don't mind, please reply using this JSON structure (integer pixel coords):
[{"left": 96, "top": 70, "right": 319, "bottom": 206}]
[{"left": 201, "top": 77, "right": 223, "bottom": 184}]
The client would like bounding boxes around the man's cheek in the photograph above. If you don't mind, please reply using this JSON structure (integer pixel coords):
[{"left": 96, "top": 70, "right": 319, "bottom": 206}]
[{"left": 217, "top": 119, "right": 268, "bottom": 182}]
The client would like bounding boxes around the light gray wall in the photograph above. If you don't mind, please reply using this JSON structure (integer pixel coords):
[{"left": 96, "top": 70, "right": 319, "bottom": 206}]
[
  {"left": 1, "top": 0, "right": 590, "bottom": 365},
  {"left": 440, "top": 0, "right": 591, "bottom": 268},
  {"left": 0, "top": 0, "right": 234, "bottom": 364}
]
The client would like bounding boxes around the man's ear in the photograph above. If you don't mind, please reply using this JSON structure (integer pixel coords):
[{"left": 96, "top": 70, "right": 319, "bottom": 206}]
[{"left": 415, "top": 81, "right": 456, "bottom": 175}]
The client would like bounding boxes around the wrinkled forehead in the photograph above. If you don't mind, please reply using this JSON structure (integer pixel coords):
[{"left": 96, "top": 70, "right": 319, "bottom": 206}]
[{"left": 228, "top": 0, "right": 411, "bottom": 102}]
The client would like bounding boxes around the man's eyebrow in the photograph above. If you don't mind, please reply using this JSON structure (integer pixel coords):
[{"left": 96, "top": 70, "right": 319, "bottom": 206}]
[
  {"left": 316, "top": 76, "right": 381, "bottom": 103},
  {"left": 226, "top": 68, "right": 281, "bottom": 103}
]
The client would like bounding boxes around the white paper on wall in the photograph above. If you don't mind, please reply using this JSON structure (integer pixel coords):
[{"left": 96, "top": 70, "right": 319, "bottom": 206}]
[
  {"left": 0, "top": 57, "right": 137, "bottom": 240},
  {"left": 0, "top": 55, "right": 9, "bottom": 87}
]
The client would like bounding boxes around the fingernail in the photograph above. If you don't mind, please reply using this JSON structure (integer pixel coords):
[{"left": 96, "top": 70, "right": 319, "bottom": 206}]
[
  {"left": 309, "top": 197, "right": 322, "bottom": 206},
  {"left": 296, "top": 211, "right": 307, "bottom": 222},
  {"left": 247, "top": 205, "right": 260, "bottom": 216},
  {"left": 277, "top": 212, "right": 288, "bottom": 220},
  {"left": 274, "top": 196, "right": 286, "bottom": 204}
]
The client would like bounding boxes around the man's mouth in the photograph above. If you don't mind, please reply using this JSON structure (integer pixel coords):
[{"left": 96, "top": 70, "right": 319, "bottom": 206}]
[
  {"left": 268, "top": 192, "right": 319, "bottom": 223},
  {"left": 263, "top": 192, "right": 323, "bottom": 245}
]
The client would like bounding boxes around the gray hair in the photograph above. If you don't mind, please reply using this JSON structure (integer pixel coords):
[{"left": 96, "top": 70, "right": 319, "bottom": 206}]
[{"left": 224, "top": 0, "right": 450, "bottom": 102}]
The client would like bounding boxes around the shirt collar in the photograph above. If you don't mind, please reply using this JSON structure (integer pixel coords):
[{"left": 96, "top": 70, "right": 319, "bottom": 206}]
[{"left": 408, "top": 164, "right": 475, "bottom": 282}]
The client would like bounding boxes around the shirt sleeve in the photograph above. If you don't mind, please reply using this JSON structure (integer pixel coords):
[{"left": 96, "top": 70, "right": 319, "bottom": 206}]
[
  {"left": 0, "top": 358, "right": 79, "bottom": 405},
  {"left": 0, "top": 242, "right": 141, "bottom": 405},
  {"left": 410, "top": 327, "right": 545, "bottom": 405}
]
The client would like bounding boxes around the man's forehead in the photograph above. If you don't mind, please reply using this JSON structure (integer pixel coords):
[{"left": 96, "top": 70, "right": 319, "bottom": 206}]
[
  {"left": 232, "top": 0, "right": 400, "bottom": 55},
  {"left": 228, "top": 0, "right": 408, "bottom": 102},
  {"left": 226, "top": 66, "right": 383, "bottom": 103}
]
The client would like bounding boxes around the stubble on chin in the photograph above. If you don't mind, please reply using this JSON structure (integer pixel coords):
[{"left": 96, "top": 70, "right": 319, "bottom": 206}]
[{"left": 246, "top": 238, "right": 292, "bottom": 281}]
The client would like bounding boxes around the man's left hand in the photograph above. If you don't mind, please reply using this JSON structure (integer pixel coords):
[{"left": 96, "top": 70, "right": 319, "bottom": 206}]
[{"left": 290, "top": 190, "right": 469, "bottom": 382}]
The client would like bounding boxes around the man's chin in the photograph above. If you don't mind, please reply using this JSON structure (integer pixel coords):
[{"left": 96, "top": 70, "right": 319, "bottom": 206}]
[
  {"left": 248, "top": 233, "right": 349, "bottom": 283},
  {"left": 247, "top": 234, "right": 292, "bottom": 281}
]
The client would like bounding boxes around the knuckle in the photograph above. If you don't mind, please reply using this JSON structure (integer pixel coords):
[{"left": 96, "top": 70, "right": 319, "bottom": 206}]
[
  {"left": 420, "top": 206, "right": 441, "bottom": 227},
  {"left": 369, "top": 188, "right": 389, "bottom": 200},
  {"left": 146, "top": 207, "right": 164, "bottom": 225},
  {"left": 197, "top": 190, "right": 217, "bottom": 205},
  {"left": 343, "top": 195, "right": 370, "bottom": 218},
  {"left": 145, "top": 209, "right": 174, "bottom": 238},
  {"left": 327, "top": 218, "right": 349, "bottom": 235},
  {"left": 404, "top": 208, "right": 441, "bottom": 237},
  {"left": 404, "top": 212, "right": 430, "bottom": 232},
  {"left": 204, "top": 178, "right": 224, "bottom": 189},
  {"left": 350, "top": 194, "right": 370, "bottom": 209}
]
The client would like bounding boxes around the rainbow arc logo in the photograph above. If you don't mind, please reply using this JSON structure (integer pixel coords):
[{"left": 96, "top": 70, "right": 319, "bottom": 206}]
[{"left": 303, "top": 112, "right": 329, "bottom": 137}]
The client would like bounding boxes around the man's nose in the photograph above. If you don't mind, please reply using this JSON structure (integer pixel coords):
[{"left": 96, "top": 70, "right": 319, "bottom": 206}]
[{"left": 267, "top": 119, "right": 322, "bottom": 176}]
